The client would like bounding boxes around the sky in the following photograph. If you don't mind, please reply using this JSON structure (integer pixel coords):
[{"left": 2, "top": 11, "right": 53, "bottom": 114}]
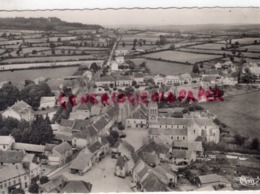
[{"left": 0, "top": 8, "right": 259, "bottom": 26}]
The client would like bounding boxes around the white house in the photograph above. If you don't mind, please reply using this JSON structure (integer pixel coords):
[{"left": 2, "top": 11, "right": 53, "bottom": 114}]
[
  {"left": 0, "top": 136, "right": 15, "bottom": 151},
  {"left": 115, "top": 49, "right": 129, "bottom": 56},
  {"left": 164, "top": 75, "right": 180, "bottom": 85},
  {"left": 115, "top": 56, "right": 125, "bottom": 65},
  {"left": 2, "top": 100, "right": 34, "bottom": 122},
  {"left": 95, "top": 76, "right": 115, "bottom": 87},
  {"left": 39, "top": 96, "right": 57, "bottom": 109},
  {"left": 48, "top": 142, "right": 73, "bottom": 166},
  {"left": 153, "top": 74, "right": 165, "bottom": 85},
  {"left": 133, "top": 73, "right": 145, "bottom": 85},
  {"left": 115, "top": 76, "right": 133, "bottom": 87},
  {"left": 111, "top": 61, "right": 119, "bottom": 71}
]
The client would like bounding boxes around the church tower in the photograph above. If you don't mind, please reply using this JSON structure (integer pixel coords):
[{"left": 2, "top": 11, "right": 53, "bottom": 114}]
[{"left": 148, "top": 102, "right": 158, "bottom": 123}]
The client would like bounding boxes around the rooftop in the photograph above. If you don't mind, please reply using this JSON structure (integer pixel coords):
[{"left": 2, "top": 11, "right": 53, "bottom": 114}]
[
  {"left": 60, "top": 181, "right": 92, "bottom": 193},
  {"left": 70, "top": 151, "right": 92, "bottom": 171}
]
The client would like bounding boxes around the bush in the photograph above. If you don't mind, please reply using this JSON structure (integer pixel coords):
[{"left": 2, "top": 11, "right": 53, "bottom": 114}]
[{"left": 234, "top": 134, "right": 246, "bottom": 145}]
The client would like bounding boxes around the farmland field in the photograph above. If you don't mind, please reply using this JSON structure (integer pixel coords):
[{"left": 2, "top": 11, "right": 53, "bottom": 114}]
[
  {"left": 200, "top": 91, "right": 260, "bottom": 138},
  {"left": 239, "top": 45, "right": 260, "bottom": 52},
  {"left": 143, "top": 50, "right": 221, "bottom": 64},
  {"left": 218, "top": 38, "right": 260, "bottom": 45},
  {"left": 0, "top": 55, "right": 96, "bottom": 64},
  {"left": 117, "top": 44, "right": 158, "bottom": 50},
  {"left": 0, "top": 60, "right": 104, "bottom": 70},
  {"left": 189, "top": 43, "right": 227, "bottom": 50},
  {"left": 0, "top": 66, "right": 78, "bottom": 83},
  {"left": 179, "top": 48, "right": 233, "bottom": 55},
  {"left": 131, "top": 58, "right": 192, "bottom": 75}
]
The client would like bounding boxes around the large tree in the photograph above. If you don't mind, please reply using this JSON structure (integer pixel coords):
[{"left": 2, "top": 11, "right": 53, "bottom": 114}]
[
  {"left": 192, "top": 64, "right": 200, "bottom": 74},
  {"left": 20, "top": 82, "right": 53, "bottom": 109},
  {"left": 0, "top": 82, "right": 20, "bottom": 111},
  {"left": 30, "top": 115, "right": 54, "bottom": 144}
]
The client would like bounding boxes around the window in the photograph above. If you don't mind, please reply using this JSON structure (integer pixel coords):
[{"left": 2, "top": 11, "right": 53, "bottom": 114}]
[
  {"left": 119, "top": 167, "right": 123, "bottom": 170},
  {"left": 0, "top": 184, "right": 2, "bottom": 189},
  {"left": 194, "top": 130, "right": 195, "bottom": 133},
  {"left": 183, "top": 137, "right": 185, "bottom": 140},
  {"left": 177, "top": 136, "right": 179, "bottom": 140},
  {"left": 24, "top": 176, "right": 27, "bottom": 180},
  {"left": 171, "top": 136, "right": 173, "bottom": 140},
  {"left": 3, "top": 145, "right": 6, "bottom": 149},
  {"left": 25, "top": 182, "right": 28, "bottom": 188}
]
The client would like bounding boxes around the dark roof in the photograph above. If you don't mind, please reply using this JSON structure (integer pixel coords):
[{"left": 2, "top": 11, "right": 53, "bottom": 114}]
[
  {"left": 116, "top": 156, "right": 127, "bottom": 167},
  {"left": 88, "top": 141, "right": 102, "bottom": 153},
  {"left": 131, "top": 109, "right": 147, "bottom": 120},
  {"left": 141, "top": 152, "right": 160, "bottom": 165},
  {"left": 0, "top": 150, "right": 24, "bottom": 164},
  {"left": 69, "top": 151, "right": 92, "bottom": 171},
  {"left": 60, "top": 181, "right": 92, "bottom": 193},
  {"left": 53, "top": 142, "right": 72, "bottom": 155},
  {"left": 93, "top": 117, "right": 108, "bottom": 132},
  {"left": 60, "top": 119, "right": 74, "bottom": 128},
  {"left": 41, "top": 175, "right": 69, "bottom": 192},
  {"left": 72, "top": 119, "right": 90, "bottom": 131},
  {"left": 136, "top": 141, "right": 170, "bottom": 156},
  {"left": 142, "top": 172, "right": 168, "bottom": 192}
]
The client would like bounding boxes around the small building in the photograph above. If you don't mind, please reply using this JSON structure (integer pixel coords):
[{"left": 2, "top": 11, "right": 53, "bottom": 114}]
[
  {"left": 115, "top": 155, "right": 128, "bottom": 178},
  {"left": 2, "top": 100, "right": 34, "bottom": 122},
  {"left": 171, "top": 150, "right": 196, "bottom": 165},
  {"left": 0, "top": 163, "right": 31, "bottom": 194},
  {"left": 172, "top": 141, "right": 203, "bottom": 156},
  {"left": 164, "top": 75, "right": 180, "bottom": 85},
  {"left": 126, "top": 109, "right": 147, "bottom": 128},
  {"left": 48, "top": 142, "right": 73, "bottom": 166},
  {"left": 12, "top": 143, "right": 46, "bottom": 154},
  {"left": 111, "top": 61, "right": 118, "bottom": 71},
  {"left": 115, "top": 56, "right": 125, "bottom": 65},
  {"left": 195, "top": 174, "right": 231, "bottom": 188},
  {"left": 69, "top": 103, "right": 90, "bottom": 120},
  {"left": 115, "top": 76, "right": 133, "bottom": 87},
  {"left": 140, "top": 152, "right": 160, "bottom": 167},
  {"left": 133, "top": 73, "right": 145, "bottom": 85},
  {"left": 69, "top": 149, "right": 93, "bottom": 176},
  {"left": 153, "top": 74, "right": 165, "bottom": 85},
  {"left": 95, "top": 76, "right": 115, "bottom": 87},
  {"left": 0, "top": 136, "right": 15, "bottom": 151},
  {"left": 39, "top": 96, "right": 57, "bottom": 109},
  {"left": 152, "top": 164, "right": 177, "bottom": 188},
  {"left": 72, "top": 126, "right": 98, "bottom": 149},
  {"left": 40, "top": 175, "right": 68, "bottom": 193}
]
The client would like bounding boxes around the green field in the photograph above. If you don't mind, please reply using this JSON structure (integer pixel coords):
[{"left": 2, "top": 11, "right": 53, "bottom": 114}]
[
  {"left": 0, "top": 66, "right": 78, "bottom": 83},
  {"left": 218, "top": 38, "right": 260, "bottom": 45},
  {"left": 239, "top": 45, "right": 260, "bottom": 52},
  {"left": 131, "top": 58, "right": 192, "bottom": 75},
  {"left": 200, "top": 91, "right": 260, "bottom": 138},
  {"left": 189, "top": 43, "right": 226, "bottom": 50},
  {"left": 144, "top": 50, "right": 221, "bottom": 64},
  {"left": 0, "top": 55, "right": 95, "bottom": 64}
]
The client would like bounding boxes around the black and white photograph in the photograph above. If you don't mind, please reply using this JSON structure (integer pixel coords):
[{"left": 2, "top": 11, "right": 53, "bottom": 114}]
[{"left": 0, "top": 1, "right": 260, "bottom": 193}]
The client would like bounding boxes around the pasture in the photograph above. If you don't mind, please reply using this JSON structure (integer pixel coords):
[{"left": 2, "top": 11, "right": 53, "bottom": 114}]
[
  {"left": 200, "top": 91, "right": 260, "bottom": 138},
  {"left": 189, "top": 43, "right": 226, "bottom": 50},
  {"left": 218, "top": 38, "right": 260, "bottom": 45},
  {"left": 131, "top": 58, "right": 192, "bottom": 75},
  {"left": 144, "top": 50, "right": 221, "bottom": 64},
  {"left": 0, "top": 66, "right": 78, "bottom": 83},
  {"left": 239, "top": 45, "right": 260, "bottom": 52},
  {"left": 0, "top": 55, "right": 95, "bottom": 64}
]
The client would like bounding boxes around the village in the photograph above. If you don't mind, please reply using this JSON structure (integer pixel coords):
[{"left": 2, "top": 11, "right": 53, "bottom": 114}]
[{"left": 0, "top": 16, "right": 260, "bottom": 194}]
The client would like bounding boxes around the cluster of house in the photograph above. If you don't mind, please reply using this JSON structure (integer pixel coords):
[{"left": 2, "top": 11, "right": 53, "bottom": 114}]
[
  {"left": 0, "top": 136, "right": 41, "bottom": 194},
  {"left": 40, "top": 175, "right": 92, "bottom": 193}
]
